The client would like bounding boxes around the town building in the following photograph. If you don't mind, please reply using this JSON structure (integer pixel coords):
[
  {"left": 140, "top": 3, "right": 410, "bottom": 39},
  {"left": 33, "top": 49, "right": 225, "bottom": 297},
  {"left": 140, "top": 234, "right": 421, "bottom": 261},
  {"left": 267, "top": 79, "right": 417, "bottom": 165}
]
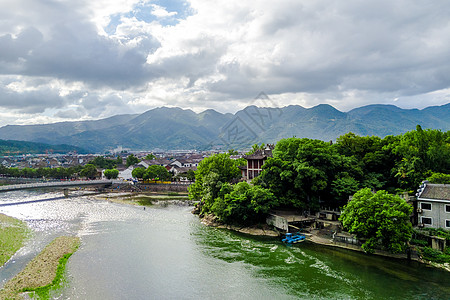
[
  {"left": 416, "top": 182, "right": 450, "bottom": 229},
  {"left": 241, "top": 144, "right": 274, "bottom": 182}
]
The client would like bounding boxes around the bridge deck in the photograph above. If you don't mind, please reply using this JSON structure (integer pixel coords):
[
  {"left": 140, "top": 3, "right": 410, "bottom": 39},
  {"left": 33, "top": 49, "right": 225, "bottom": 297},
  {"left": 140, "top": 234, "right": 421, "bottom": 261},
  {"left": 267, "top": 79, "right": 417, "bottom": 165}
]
[{"left": 0, "top": 180, "right": 114, "bottom": 192}]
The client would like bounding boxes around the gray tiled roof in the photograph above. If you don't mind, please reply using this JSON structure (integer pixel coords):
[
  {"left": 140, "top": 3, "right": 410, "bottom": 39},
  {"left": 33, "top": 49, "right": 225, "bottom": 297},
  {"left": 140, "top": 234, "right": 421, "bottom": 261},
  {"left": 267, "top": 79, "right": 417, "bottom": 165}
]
[{"left": 419, "top": 184, "right": 450, "bottom": 200}]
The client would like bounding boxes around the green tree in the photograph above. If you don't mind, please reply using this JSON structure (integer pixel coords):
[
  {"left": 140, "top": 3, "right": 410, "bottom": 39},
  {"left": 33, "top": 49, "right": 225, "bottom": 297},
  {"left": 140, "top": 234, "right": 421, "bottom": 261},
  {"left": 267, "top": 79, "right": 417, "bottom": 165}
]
[
  {"left": 90, "top": 156, "right": 116, "bottom": 169},
  {"left": 227, "top": 149, "right": 239, "bottom": 155},
  {"left": 393, "top": 126, "right": 450, "bottom": 190},
  {"left": 245, "top": 143, "right": 266, "bottom": 155},
  {"left": 116, "top": 156, "right": 123, "bottom": 165},
  {"left": 340, "top": 188, "right": 413, "bottom": 254},
  {"left": 426, "top": 172, "right": 450, "bottom": 184},
  {"left": 143, "top": 165, "right": 171, "bottom": 181},
  {"left": 104, "top": 169, "right": 119, "bottom": 179},
  {"left": 256, "top": 137, "right": 352, "bottom": 209},
  {"left": 186, "top": 169, "right": 196, "bottom": 181},
  {"left": 80, "top": 164, "right": 98, "bottom": 179},
  {"left": 132, "top": 167, "right": 146, "bottom": 179},
  {"left": 126, "top": 154, "right": 140, "bottom": 167},
  {"left": 211, "top": 182, "right": 277, "bottom": 224},
  {"left": 334, "top": 132, "right": 398, "bottom": 191},
  {"left": 188, "top": 153, "right": 243, "bottom": 210},
  {"left": 145, "top": 153, "right": 156, "bottom": 160}
]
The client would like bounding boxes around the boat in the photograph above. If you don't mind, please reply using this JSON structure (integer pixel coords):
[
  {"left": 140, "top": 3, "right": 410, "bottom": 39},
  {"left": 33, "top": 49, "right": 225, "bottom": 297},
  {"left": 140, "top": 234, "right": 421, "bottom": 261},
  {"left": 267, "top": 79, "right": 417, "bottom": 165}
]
[{"left": 282, "top": 232, "right": 306, "bottom": 244}]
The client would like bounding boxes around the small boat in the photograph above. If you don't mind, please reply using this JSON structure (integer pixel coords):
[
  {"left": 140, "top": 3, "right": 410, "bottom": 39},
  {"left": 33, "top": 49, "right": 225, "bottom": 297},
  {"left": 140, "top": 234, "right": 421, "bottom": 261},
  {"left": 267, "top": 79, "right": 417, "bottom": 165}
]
[{"left": 282, "top": 232, "right": 306, "bottom": 244}]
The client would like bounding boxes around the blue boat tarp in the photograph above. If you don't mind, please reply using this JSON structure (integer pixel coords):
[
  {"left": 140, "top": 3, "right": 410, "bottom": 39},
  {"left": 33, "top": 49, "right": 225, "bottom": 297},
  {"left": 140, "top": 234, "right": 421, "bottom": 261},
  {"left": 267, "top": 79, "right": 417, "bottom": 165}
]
[{"left": 282, "top": 232, "right": 306, "bottom": 244}]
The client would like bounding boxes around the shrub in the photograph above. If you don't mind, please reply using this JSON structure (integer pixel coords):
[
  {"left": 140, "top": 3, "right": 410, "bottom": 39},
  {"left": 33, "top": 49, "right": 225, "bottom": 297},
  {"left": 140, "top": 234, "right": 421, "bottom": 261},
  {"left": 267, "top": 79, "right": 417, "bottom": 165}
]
[
  {"left": 419, "top": 247, "right": 450, "bottom": 263},
  {"left": 410, "top": 238, "right": 428, "bottom": 247}
]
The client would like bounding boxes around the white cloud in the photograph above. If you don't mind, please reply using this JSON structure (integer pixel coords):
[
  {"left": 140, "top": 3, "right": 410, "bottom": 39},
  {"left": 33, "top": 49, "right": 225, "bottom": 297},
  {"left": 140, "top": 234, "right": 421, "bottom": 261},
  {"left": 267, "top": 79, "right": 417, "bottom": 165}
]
[
  {"left": 151, "top": 4, "right": 178, "bottom": 18},
  {"left": 0, "top": 0, "right": 450, "bottom": 127}
]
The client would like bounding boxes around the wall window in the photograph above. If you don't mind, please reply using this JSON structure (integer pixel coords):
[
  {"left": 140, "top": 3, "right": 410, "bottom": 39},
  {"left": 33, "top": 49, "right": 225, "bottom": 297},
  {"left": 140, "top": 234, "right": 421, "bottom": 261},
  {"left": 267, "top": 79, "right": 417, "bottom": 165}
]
[
  {"left": 446, "top": 205, "right": 450, "bottom": 213},
  {"left": 446, "top": 220, "right": 450, "bottom": 228},
  {"left": 421, "top": 217, "right": 432, "bottom": 226},
  {"left": 420, "top": 202, "right": 432, "bottom": 211}
]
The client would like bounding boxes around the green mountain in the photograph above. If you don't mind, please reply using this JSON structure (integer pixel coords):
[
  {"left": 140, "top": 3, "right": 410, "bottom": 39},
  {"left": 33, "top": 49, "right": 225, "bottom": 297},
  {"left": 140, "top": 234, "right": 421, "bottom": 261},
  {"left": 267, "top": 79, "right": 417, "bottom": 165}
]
[
  {"left": 0, "top": 139, "right": 88, "bottom": 156},
  {"left": 0, "top": 103, "right": 448, "bottom": 152}
]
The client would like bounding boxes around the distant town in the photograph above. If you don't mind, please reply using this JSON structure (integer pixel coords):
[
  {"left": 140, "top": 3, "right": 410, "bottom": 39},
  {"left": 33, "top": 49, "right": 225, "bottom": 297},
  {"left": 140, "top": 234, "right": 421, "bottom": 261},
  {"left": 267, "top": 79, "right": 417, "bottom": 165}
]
[{"left": 0, "top": 148, "right": 226, "bottom": 181}]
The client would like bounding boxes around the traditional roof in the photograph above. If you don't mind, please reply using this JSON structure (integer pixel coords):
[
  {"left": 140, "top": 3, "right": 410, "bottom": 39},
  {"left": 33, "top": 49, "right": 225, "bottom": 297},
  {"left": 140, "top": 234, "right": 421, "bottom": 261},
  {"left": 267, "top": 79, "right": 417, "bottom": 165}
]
[
  {"left": 243, "top": 149, "right": 273, "bottom": 160},
  {"left": 417, "top": 183, "right": 450, "bottom": 201}
]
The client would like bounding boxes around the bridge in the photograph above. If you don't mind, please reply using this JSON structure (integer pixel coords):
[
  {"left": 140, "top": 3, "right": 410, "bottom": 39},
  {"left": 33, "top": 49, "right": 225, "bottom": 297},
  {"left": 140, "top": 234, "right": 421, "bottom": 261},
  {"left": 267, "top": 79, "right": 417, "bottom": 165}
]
[{"left": 0, "top": 180, "right": 114, "bottom": 196}]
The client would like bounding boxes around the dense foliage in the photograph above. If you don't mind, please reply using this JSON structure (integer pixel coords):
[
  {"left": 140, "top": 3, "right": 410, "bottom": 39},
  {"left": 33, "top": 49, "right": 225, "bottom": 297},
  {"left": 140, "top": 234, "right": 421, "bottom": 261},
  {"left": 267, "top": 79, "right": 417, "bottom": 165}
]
[
  {"left": 89, "top": 156, "right": 121, "bottom": 169},
  {"left": 211, "top": 182, "right": 277, "bottom": 224},
  {"left": 104, "top": 169, "right": 119, "bottom": 179},
  {"left": 0, "top": 165, "right": 83, "bottom": 179},
  {"left": 189, "top": 153, "right": 250, "bottom": 219},
  {"left": 190, "top": 127, "right": 449, "bottom": 226},
  {"left": 426, "top": 172, "right": 450, "bottom": 184},
  {"left": 131, "top": 165, "right": 172, "bottom": 181},
  {"left": 79, "top": 164, "right": 98, "bottom": 179},
  {"left": 340, "top": 188, "right": 413, "bottom": 253},
  {"left": 126, "top": 154, "right": 140, "bottom": 167},
  {"left": 255, "top": 137, "right": 359, "bottom": 209},
  {"left": 143, "top": 165, "right": 171, "bottom": 181}
]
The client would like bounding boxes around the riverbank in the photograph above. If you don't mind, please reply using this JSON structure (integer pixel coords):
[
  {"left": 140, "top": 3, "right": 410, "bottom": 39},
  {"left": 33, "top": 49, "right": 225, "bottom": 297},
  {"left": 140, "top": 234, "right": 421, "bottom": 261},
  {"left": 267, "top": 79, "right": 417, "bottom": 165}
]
[
  {"left": 0, "top": 236, "right": 80, "bottom": 299},
  {"left": 0, "top": 213, "right": 30, "bottom": 267},
  {"left": 199, "top": 213, "right": 279, "bottom": 237}
]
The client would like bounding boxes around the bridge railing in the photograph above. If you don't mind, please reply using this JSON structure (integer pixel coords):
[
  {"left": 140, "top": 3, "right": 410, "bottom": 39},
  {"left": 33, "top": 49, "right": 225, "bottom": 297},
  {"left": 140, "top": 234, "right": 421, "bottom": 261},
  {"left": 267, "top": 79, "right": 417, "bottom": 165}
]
[{"left": 0, "top": 180, "right": 114, "bottom": 192}]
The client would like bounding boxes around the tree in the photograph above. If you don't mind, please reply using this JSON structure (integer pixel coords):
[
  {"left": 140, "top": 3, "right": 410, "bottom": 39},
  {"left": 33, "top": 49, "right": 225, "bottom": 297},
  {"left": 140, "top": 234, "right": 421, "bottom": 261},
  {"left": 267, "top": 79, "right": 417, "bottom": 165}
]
[
  {"left": 211, "top": 182, "right": 277, "bottom": 224},
  {"left": 334, "top": 132, "right": 397, "bottom": 191},
  {"left": 188, "top": 153, "right": 244, "bottom": 209},
  {"left": 116, "top": 156, "right": 123, "bottom": 165},
  {"left": 340, "top": 188, "right": 413, "bottom": 254},
  {"left": 132, "top": 167, "right": 146, "bottom": 179},
  {"left": 145, "top": 153, "right": 156, "bottom": 160},
  {"left": 245, "top": 143, "right": 266, "bottom": 155},
  {"left": 426, "top": 172, "right": 450, "bottom": 184},
  {"left": 143, "top": 165, "right": 171, "bottom": 181},
  {"left": 393, "top": 126, "right": 450, "bottom": 190},
  {"left": 256, "top": 137, "right": 351, "bottom": 209},
  {"left": 126, "top": 154, "right": 140, "bottom": 167},
  {"left": 104, "top": 169, "right": 119, "bottom": 179},
  {"left": 227, "top": 149, "right": 239, "bottom": 155},
  {"left": 80, "top": 164, "right": 98, "bottom": 179},
  {"left": 90, "top": 156, "right": 116, "bottom": 169}
]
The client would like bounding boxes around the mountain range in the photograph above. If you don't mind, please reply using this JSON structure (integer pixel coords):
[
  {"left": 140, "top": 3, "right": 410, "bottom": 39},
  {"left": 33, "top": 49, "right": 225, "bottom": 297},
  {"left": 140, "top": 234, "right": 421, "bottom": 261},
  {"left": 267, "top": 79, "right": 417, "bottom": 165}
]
[
  {"left": 0, "top": 139, "right": 87, "bottom": 156},
  {"left": 0, "top": 103, "right": 449, "bottom": 153}
]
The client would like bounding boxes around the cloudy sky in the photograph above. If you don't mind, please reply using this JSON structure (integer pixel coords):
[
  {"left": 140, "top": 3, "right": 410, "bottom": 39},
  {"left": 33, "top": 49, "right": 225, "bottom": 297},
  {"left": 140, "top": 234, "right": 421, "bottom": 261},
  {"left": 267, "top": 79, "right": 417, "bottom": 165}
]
[{"left": 1, "top": 0, "right": 450, "bottom": 126}]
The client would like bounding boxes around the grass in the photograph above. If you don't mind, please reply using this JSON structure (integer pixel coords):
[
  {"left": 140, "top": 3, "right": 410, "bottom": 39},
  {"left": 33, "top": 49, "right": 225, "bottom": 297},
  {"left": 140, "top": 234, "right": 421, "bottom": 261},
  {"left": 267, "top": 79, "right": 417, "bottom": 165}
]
[
  {"left": 0, "top": 213, "right": 30, "bottom": 266},
  {"left": 0, "top": 236, "right": 80, "bottom": 300},
  {"left": 23, "top": 252, "right": 74, "bottom": 299}
]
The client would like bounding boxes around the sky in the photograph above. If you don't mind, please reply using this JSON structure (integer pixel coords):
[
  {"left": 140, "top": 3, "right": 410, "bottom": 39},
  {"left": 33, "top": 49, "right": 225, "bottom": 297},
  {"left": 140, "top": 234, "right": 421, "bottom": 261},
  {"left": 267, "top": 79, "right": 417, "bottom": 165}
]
[{"left": 1, "top": 0, "right": 450, "bottom": 126}]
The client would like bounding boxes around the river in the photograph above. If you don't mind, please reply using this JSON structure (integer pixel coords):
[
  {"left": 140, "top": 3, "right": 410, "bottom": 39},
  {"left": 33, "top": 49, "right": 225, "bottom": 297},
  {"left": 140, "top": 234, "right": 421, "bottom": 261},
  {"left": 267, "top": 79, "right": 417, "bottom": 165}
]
[{"left": 1, "top": 191, "right": 449, "bottom": 299}]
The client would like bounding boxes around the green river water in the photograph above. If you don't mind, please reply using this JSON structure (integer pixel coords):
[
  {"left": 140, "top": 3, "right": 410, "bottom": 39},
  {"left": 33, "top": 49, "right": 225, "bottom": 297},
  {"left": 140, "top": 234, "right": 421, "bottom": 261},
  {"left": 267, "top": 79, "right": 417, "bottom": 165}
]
[{"left": 0, "top": 192, "right": 449, "bottom": 299}]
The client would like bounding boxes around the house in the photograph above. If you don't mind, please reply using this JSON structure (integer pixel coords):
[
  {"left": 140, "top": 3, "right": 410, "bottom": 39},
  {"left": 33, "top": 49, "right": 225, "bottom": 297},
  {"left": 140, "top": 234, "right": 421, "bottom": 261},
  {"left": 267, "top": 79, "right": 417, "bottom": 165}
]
[
  {"left": 118, "top": 165, "right": 134, "bottom": 180},
  {"left": 137, "top": 158, "right": 173, "bottom": 169},
  {"left": 242, "top": 144, "right": 274, "bottom": 182},
  {"left": 172, "top": 166, "right": 197, "bottom": 181},
  {"left": 416, "top": 182, "right": 450, "bottom": 229}
]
